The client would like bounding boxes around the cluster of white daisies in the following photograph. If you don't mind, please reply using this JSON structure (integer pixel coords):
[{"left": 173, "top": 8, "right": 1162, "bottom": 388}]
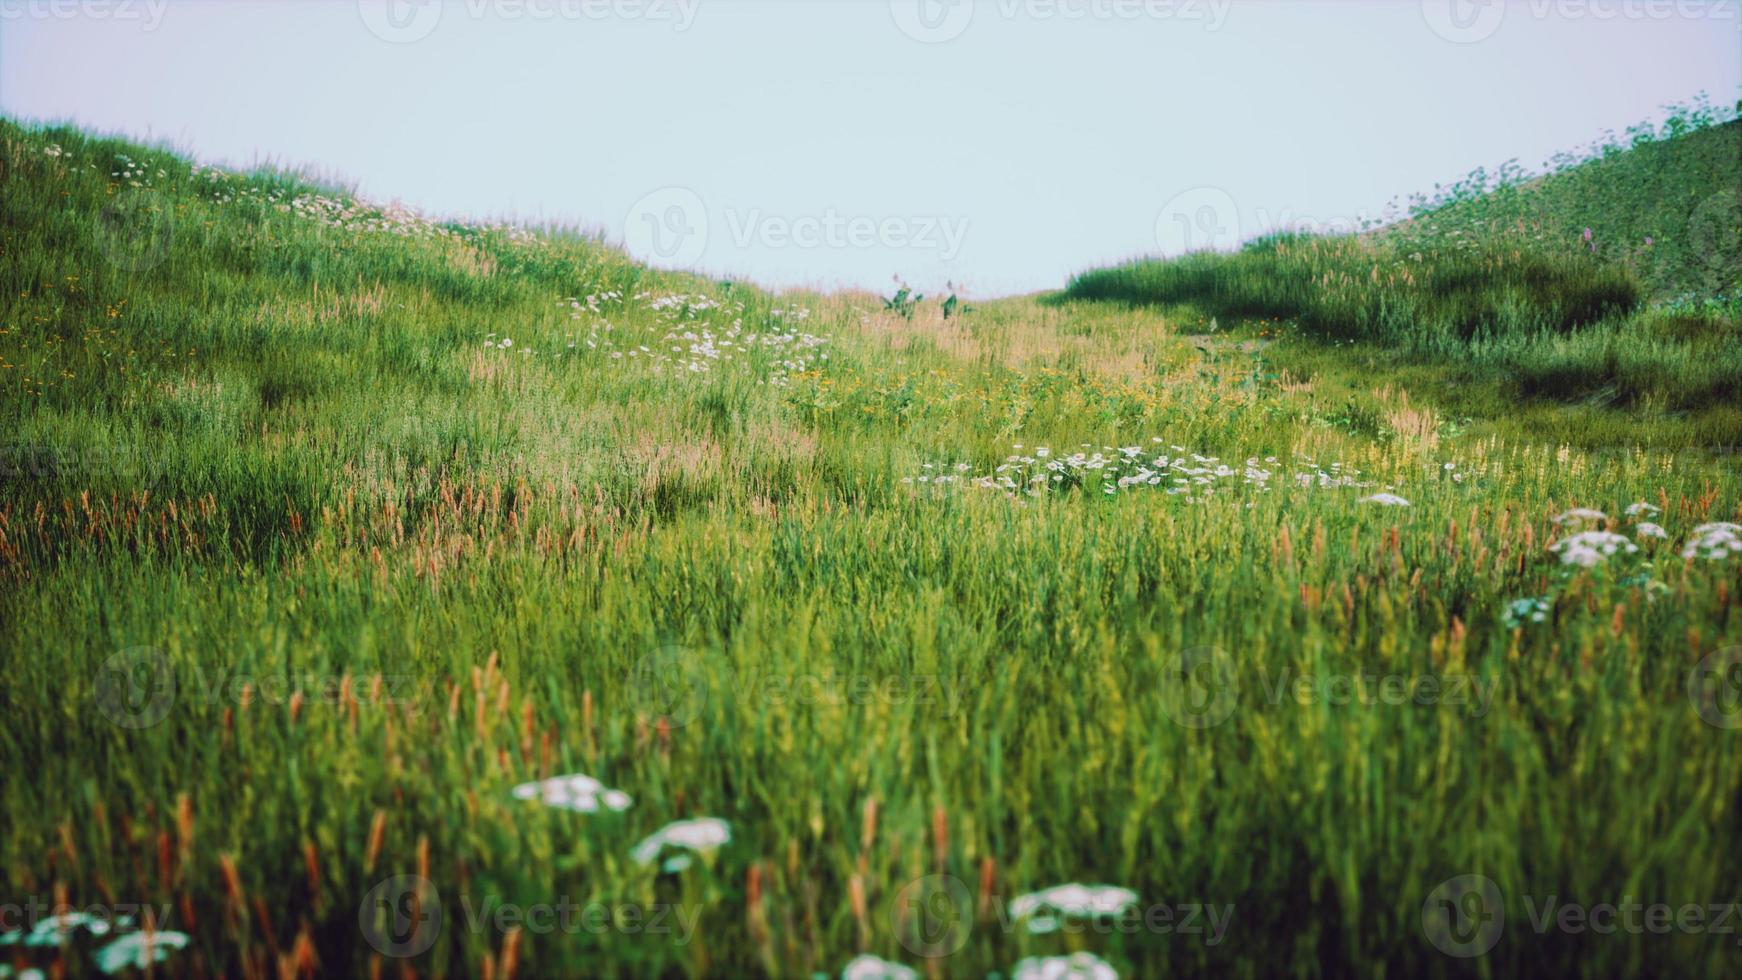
[
  {"left": 556, "top": 291, "right": 827, "bottom": 385},
  {"left": 905, "top": 441, "right": 1444, "bottom": 503}
]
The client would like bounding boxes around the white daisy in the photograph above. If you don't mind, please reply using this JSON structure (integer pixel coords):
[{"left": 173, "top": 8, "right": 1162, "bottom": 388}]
[{"left": 630, "top": 818, "right": 731, "bottom": 872}]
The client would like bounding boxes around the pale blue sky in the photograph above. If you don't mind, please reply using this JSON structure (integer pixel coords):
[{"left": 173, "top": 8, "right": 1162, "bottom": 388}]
[{"left": 3, "top": 1, "right": 1738, "bottom": 295}]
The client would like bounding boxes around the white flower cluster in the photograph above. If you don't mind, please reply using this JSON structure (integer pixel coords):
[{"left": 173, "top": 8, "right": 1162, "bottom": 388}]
[
  {"left": 563, "top": 293, "right": 827, "bottom": 385},
  {"left": 1684, "top": 523, "right": 1742, "bottom": 561},
  {"left": 1504, "top": 596, "right": 1552, "bottom": 627},
  {"left": 512, "top": 773, "right": 632, "bottom": 813},
  {"left": 1010, "top": 884, "right": 1139, "bottom": 934},
  {"left": 511, "top": 773, "right": 729, "bottom": 874},
  {"left": 0, "top": 912, "right": 191, "bottom": 976},
  {"left": 107, "top": 153, "right": 165, "bottom": 188},
  {"left": 1012, "top": 952, "right": 1120, "bottom": 980},
  {"left": 181, "top": 163, "right": 541, "bottom": 245},
  {"left": 628, "top": 817, "right": 732, "bottom": 873},
  {"left": 908, "top": 442, "right": 1391, "bottom": 502},
  {"left": 1546, "top": 510, "right": 1739, "bottom": 565},
  {"left": 1551, "top": 530, "right": 1640, "bottom": 568}
]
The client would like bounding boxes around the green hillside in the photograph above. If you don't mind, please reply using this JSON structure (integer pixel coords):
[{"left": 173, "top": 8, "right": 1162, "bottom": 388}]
[
  {"left": 1066, "top": 100, "right": 1741, "bottom": 431},
  {"left": 3, "top": 110, "right": 1741, "bottom": 980}
]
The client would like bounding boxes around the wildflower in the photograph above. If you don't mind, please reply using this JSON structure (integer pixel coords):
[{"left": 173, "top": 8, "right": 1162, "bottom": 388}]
[
  {"left": 1553, "top": 508, "right": 1606, "bottom": 526},
  {"left": 630, "top": 817, "right": 731, "bottom": 872},
  {"left": 1009, "top": 884, "right": 1138, "bottom": 934},
  {"left": 1634, "top": 522, "right": 1668, "bottom": 539},
  {"left": 511, "top": 774, "right": 631, "bottom": 814},
  {"left": 1011, "top": 952, "right": 1119, "bottom": 980},
  {"left": 1503, "top": 596, "right": 1552, "bottom": 627},
  {"left": 1357, "top": 493, "right": 1411, "bottom": 507},
  {"left": 1683, "top": 523, "right": 1742, "bottom": 560},
  {"left": 13, "top": 912, "right": 117, "bottom": 946},
  {"left": 841, "top": 954, "right": 919, "bottom": 980},
  {"left": 93, "top": 931, "right": 191, "bottom": 975},
  {"left": 1624, "top": 501, "right": 1660, "bottom": 518},
  {"left": 1552, "top": 530, "right": 1638, "bottom": 567}
]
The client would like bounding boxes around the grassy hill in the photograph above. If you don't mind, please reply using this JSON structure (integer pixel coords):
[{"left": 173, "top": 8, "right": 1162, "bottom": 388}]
[
  {"left": 3, "top": 114, "right": 1741, "bottom": 979},
  {"left": 1383, "top": 97, "right": 1742, "bottom": 304},
  {"left": 1066, "top": 101, "right": 1741, "bottom": 436}
]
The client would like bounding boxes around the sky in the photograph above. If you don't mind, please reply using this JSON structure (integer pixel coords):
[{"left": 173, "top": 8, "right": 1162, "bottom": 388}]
[{"left": 2, "top": 0, "right": 1738, "bottom": 296}]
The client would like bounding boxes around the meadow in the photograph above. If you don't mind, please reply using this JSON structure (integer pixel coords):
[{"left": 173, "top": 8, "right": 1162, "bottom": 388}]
[{"left": 1, "top": 103, "right": 1740, "bottom": 979}]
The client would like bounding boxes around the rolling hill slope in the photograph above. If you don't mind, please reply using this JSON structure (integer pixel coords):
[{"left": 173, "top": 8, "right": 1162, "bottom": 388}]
[{"left": 2, "top": 112, "right": 1741, "bottom": 979}]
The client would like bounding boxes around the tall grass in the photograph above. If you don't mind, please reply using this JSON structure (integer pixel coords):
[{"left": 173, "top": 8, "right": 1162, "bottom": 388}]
[
  {"left": 1066, "top": 101, "right": 1741, "bottom": 412},
  {"left": 1, "top": 116, "right": 1740, "bottom": 979}
]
